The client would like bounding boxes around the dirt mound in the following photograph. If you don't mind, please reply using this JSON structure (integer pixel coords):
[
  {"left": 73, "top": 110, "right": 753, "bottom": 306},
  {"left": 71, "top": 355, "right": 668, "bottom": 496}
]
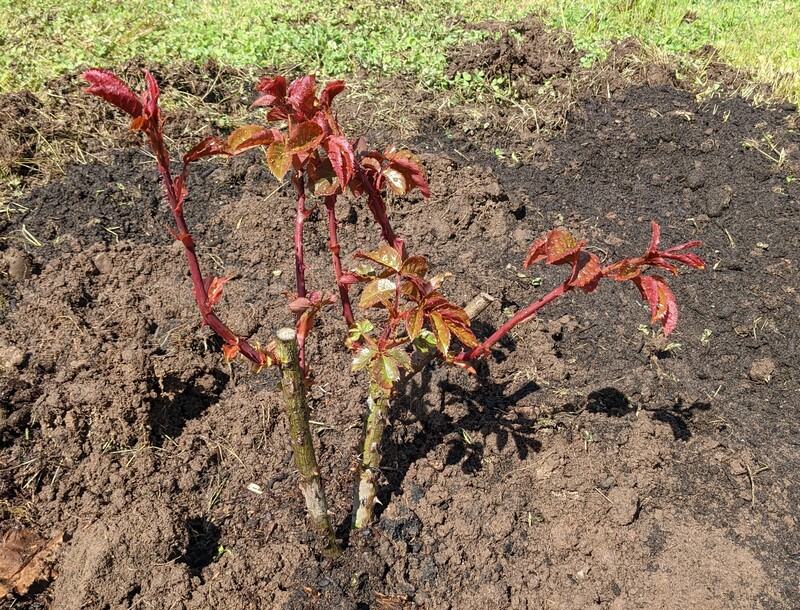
[
  {"left": 2, "top": 18, "right": 799, "bottom": 610},
  {"left": 448, "top": 17, "right": 583, "bottom": 97}
]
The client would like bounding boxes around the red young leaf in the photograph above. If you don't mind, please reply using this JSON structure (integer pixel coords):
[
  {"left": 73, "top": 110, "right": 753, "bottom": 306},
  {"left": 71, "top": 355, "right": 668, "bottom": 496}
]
[
  {"left": 183, "top": 137, "right": 228, "bottom": 165},
  {"left": 252, "top": 76, "right": 287, "bottom": 108},
  {"left": 433, "top": 301, "right": 470, "bottom": 325},
  {"left": 296, "top": 310, "right": 317, "bottom": 342},
  {"left": 401, "top": 256, "right": 428, "bottom": 279},
  {"left": 356, "top": 244, "right": 403, "bottom": 272},
  {"left": 385, "top": 154, "right": 430, "bottom": 198},
  {"left": 320, "top": 80, "right": 346, "bottom": 107},
  {"left": 360, "top": 277, "right": 397, "bottom": 308},
  {"left": 523, "top": 236, "right": 548, "bottom": 269},
  {"left": 608, "top": 259, "right": 642, "bottom": 281},
  {"left": 646, "top": 220, "right": 661, "bottom": 254},
  {"left": 142, "top": 70, "right": 160, "bottom": 120},
  {"left": 172, "top": 175, "right": 187, "bottom": 208},
  {"left": 633, "top": 275, "right": 678, "bottom": 336},
  {"left": 204, "top": 276, "right": 233, "bottom": 309},
  {"left": 546, "top": 230, "right": 584, "bottom": 264},
  {"left": 287, "top": 75, "right": 317, "bottom": 119},
  {"left": 266, "top": 140, "right": 291, "bottom": 179},
  {"left": 287, "top": 296, "right": 313, "bottom": 314},
  {"left": 286, "top": 121, "right": 324, "bottom": 154},
  {"left": 324, "top": 135, "right": 355, "bottom": 190},
  {"left": 662, "top": 241, "right": 705, "bottom": 270},
  {"left": 222, "top": 342, "right": 241, "bottom": 362},
  {"left": 82, "top": 69, "right": 143, "bottom": 118},
  {"left": 569, "top": 251, "right": 602, "bottom": 292}
]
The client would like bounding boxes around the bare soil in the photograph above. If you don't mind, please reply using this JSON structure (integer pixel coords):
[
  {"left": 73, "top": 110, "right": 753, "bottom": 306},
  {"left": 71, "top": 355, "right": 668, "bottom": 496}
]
[{"left": 1, "top": 18, "right": 799, "bottom": 610}]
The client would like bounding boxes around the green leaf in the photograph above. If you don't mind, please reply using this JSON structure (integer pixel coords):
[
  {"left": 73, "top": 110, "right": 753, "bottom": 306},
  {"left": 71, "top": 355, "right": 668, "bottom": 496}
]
[
  {"left": 266, "top": 140, "right": 291, "bottom": 179},
  {"left": 386, "top": 346, "right": 412, "bottom": 371},
  {"left": 371, "top": 353, "right": 400, "bottom": 389},
  {"left": 412, "top": 329, "right": 437, "bottom": 353},
  {"left": 360, "top": 277, "right": 396, "bottom": 308},
  {"left": 352, "top": 345, "right": 378, "bottom": 372}
]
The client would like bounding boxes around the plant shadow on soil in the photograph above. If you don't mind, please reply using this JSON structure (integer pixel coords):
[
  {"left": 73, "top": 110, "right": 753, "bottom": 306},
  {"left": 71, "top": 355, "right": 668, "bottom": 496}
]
[{"left": 1, "top": 16, "right": 800, "bottom": 610}]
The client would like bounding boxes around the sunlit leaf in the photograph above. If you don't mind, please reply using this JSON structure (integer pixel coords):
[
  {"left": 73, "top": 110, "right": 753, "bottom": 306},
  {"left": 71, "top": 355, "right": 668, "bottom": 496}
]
[
  {"left": 222, "top": 342, "right": 240, "bottom": 362},
  {"left": 406, "top": 306, "right": 424, "bottom": 340},
  {"left": 287, "top": 75, "right": 317, "bottom": 118},
  {"left": 608, "top": 259, "right": 642, "bottom": 281},
  {"left": 356, "top": 244, "right": 402, "bottom": 271},
  {"left": 352, "top": 345, "right": 377, "bottom": 372},
  {"left": 429, "top": 311, "right": 451, "bottom": 355},
  {"left": 360, "top": 277, "right": 397, "bottom": 308},
  {"left": 569, "top": 251, "right": 602, "bottom": 292},
  {"left": 266, "top": 140, "right": 291, "bottom": 179},
  {"left": 324, "top": 135, "right": 355, "bottom": 189},
  {"left": 633, "top": 275, "right": 678, "bottom": 336},
  {"left": 320, "top": 80, "right": 346, "bottom": 107},
  {"left": 401, "top": 255, "right": 428, "bottom": 279},
  {"left": 142, "top": 70, "right": 160, "bottom": 119},
  {"left": 183, "top": 137, "right": 228, "bottom": 164},
  {"left": 523, "top": 236, "right": 548, "bottom": 268},
  {"left": 204, "top": 275, "right": 233, "bottom": 309},
  {"left": 383, "top": 167, "right": 408, "bottom": 195},
  {"left": 546, "top": 230, "right": 583, "bottom": 264},
  {"left": 412, "top": 329, "right": 437, "bottom": 353},
  {"left": 253, "top": 75, "right": 287, "bottom": 108},
  {"left": 386, "top": 347, "right": 412, "bottom": 371},
  {"left": 286, "top": 121, "right": 324, "bottom": 154},
  {"left": 371, "top": 353, "right": 400, "bottom": 389},
  {"left": 385, "top": 153, "right": 430, "bottom": 197},
  {"left": 449, "top": 320, "right": 479, "bottom": 347}
]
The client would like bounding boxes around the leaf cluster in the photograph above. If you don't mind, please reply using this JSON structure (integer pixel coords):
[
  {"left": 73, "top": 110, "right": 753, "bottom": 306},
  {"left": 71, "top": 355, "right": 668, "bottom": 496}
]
[
  {"left": 523, "top": 222, "right": 704, "bottom": 336},
  {"left": 346, "top": 244, "right": 477, "bottom": 390}
]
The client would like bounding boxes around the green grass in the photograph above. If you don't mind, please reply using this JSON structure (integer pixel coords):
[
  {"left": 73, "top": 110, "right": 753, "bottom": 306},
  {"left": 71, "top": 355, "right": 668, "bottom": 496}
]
[
  {"left": 545, "top": 0, "right": 800, "bottom": 102},
  {"left": 0, "top": 0, "right": 798, "bottom": 101},
  {"left": 0, "top": 0, "right": 534, "bottom": 92}
]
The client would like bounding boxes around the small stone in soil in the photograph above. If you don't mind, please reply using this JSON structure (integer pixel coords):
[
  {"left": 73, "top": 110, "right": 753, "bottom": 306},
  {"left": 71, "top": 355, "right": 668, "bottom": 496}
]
[{"left": 608, "top": 487, "right": 640, "bottom": 526}]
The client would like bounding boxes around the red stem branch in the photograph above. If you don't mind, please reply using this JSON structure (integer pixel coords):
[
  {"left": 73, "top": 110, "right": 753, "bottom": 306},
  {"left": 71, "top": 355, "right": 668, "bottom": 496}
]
[
  {"left": 355, "top": 164, "right": 403, "bottom": 253},
  {"left": 148, "top": 134, "right": 266, "bottom": 365},
  {"left": 464, "top": 282, "right": 571, "bottom": 361},
  {"left": 324, "top": 196, "right": 355, "bottom": 326}
]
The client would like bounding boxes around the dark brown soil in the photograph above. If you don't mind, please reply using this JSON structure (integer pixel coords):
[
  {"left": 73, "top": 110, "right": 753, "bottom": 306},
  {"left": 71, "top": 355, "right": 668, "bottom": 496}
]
[{"left": 2, "top": 19, "right": 799, "bottom": 610}]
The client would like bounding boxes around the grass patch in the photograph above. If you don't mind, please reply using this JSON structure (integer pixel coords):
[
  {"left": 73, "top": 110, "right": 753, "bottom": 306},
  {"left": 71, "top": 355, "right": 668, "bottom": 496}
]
[
  {"left": 542, "top": 0, "right": 800, "bottom": 102},
  {"left": 0, "top": 1, "right": 797, "bottom": 100},
  {"left": 0, "top": 0, "right": 537, "bottom": 92}
]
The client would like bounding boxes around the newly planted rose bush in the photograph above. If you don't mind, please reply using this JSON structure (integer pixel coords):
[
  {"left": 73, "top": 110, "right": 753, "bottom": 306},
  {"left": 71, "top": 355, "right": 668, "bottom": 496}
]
[{"left": 83, "top": 68, "right": 704, "bottom": 553}]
